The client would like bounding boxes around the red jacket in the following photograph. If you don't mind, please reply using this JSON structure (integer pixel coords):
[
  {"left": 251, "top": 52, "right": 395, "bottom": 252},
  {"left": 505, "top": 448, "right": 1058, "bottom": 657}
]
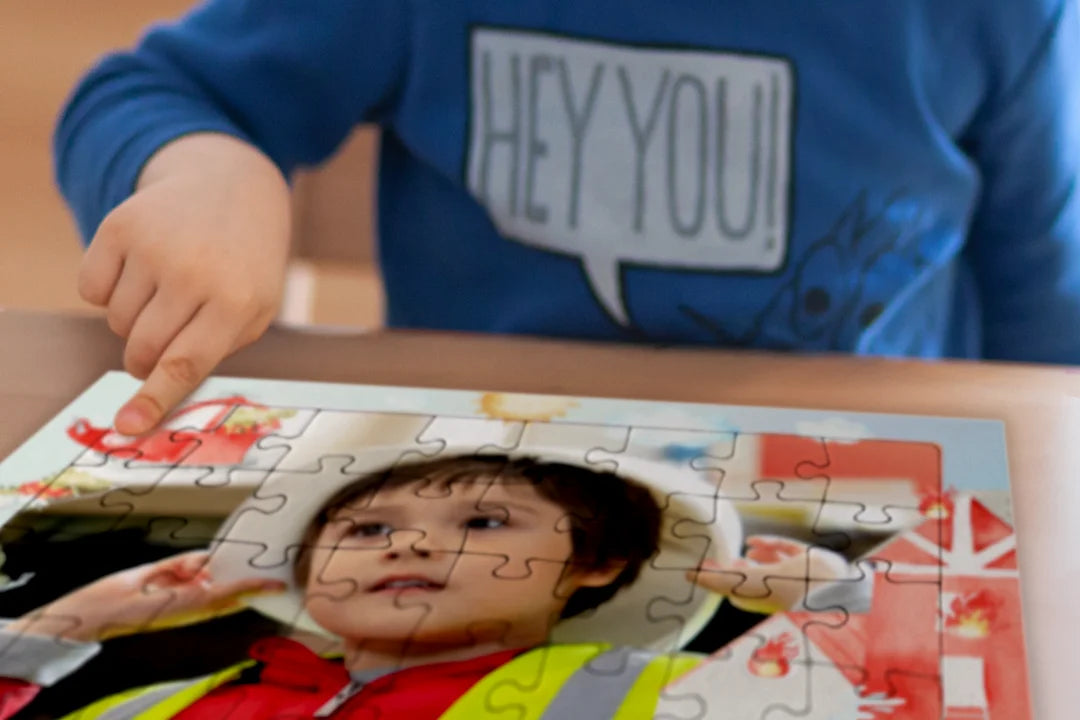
[{"left": 0, "top": 638, "right": 525, "bottom": 719}]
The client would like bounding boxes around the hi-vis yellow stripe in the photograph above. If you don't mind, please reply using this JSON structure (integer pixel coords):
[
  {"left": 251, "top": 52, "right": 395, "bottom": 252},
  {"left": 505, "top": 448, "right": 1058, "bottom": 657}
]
[
  {"left": 612, "top": 652, "right": 702, "bottom": 719},
  {"left": 61, "top": 661, "right": 254, "bottom": 720},
  {"left": 442, "top": 643, "right": 611, "bottom": 719},
  {"left": 60, "top": 644, "right": 704, "bottom": 719}
]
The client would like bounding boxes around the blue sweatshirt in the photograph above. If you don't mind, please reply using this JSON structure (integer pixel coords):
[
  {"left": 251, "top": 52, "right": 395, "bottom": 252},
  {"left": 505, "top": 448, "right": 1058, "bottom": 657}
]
[{"left": 54, "top": 0, "right": 1080, "bottom": 363}]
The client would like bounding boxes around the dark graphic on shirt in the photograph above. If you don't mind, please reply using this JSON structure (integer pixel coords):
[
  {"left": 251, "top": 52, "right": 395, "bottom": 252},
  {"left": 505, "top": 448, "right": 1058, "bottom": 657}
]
[
  {"left": 678, "top": 190, "right": 938, "bottom": 352},
  {"left": 465, "top": 27, "right": 795, "bottom": 326}
]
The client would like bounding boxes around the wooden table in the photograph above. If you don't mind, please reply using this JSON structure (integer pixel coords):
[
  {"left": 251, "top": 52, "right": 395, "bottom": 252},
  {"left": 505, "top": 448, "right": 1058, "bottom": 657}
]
[{"left": 2, "top": 308, "right": 1077, "bottom": 718}]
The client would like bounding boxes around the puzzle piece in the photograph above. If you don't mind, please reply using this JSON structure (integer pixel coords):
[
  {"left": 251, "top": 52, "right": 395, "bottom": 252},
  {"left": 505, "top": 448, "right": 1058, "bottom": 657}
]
[
  {"left": 593, "top": 427, "right": 740, "bottom": 489},
  {"left": 417, "top": 415, "right": 527, "bottom": 455},
  {"left": 0, "top": 445, "right": 214, "bottom": 551},
  {"left": 657, "top": 625, "right": 817, "bottom": 719},
  {"left": 689, "top": 433, "right": 831, "bottom": 505},
  {"left": 94, "top": 462, "right": 219, "bottom": 520},
  {"left": 802, "top": 437, "right": 942, "bottom": 536},
  {"left": 66, "top": 395, "right": 293, "bottom": 469},
  {"left": 247, "top": 410, "right": 440, "bottom": 473},
  {"left": 659, "top": 613, "right": 926, "bottom": 720}
]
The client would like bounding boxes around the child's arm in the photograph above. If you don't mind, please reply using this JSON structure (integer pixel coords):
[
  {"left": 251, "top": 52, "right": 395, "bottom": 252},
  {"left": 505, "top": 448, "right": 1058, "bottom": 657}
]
[
  {"left": 4, "top": 550, "right": 283, "bottom": 644},
  {"left": 55, "top": 0, "right": 413, "bottom": 433},
  {"left": 0, "top": 622, "right": 103, "bottom": 718},
  {"left": 0, "top": 550, "right": 281, "bottom": 718},
  {"left": 962, "top": 0, "right": 1080, "bottom": 364}
]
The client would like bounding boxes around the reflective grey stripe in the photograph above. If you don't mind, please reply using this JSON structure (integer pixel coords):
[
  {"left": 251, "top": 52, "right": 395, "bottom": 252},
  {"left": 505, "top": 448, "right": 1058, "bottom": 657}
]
[
  {"left": 539, "top": 646, "right": 654, "bottom": 720},
  {"left": 94, "top": 677, "right": 204, "bottom": 720},
  {"left": 0, "top": 621, "right": 101, "bottom": 687}
]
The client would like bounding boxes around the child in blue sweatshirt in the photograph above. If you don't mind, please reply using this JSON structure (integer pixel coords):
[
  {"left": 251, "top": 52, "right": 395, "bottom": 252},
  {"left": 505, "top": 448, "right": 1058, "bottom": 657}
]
[{"left": 55, "top": 1, "right": 1080, "bottom": 434}]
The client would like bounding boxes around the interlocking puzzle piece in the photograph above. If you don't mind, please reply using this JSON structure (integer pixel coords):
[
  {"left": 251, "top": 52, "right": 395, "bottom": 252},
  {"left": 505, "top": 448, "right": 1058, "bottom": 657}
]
[
  {"left": 66, "top": 396, "right": 299, "bottom": 469},
  {"left": 70, "top": 437, "right": 198, "bottom": 484},
  {"left": 590, "top": 427, "right": 737, "bottom": 479},
  {"left": 727, "top": 480, "right": 836, "bottom": 546},
  {"left": 689, "top": 433, "right": 830, "bottom": 504},
  {"left": 416, "top": 415, "right": 526, "bottom": 455},
  {"left": 521, "top": 420, "right": 632, "bottom": 460},
  {"left": 0, "top": 464, "right": 124, "bottom": 545},
  {"left": 659, "top": 611, "right": 922, "bottom": 720},
  {"left": 861, "top": 501, "right": 948, "bottom": 586},
  {"left": 584, "top": 426, "right": 721, "bottom": 469},
  {"left": 74, "top": 465, "right": 280, "bottom": 547},
  {"left": 94, "top": 462, "right": 218, "bottom": 521},
  {"left": 656, "top": 625, "right": 813, "bottom": 719},
  {"left": 247, "top": 411, "right": 440, "bottom": 473},
  {"left": 483, "top": 643, "right": 699, "bottom": 720},
  {"left": 722, "top": 548, "right": 876, "bottom": 617},
  {"left": 69, "top": 429, "right": 182, "bottom": 471},
  {"left": 0, "top": 441, "right": 211, "bottom": 546},
  {"left": 799, "top": 437, "right": 941, "bottom": 533}
]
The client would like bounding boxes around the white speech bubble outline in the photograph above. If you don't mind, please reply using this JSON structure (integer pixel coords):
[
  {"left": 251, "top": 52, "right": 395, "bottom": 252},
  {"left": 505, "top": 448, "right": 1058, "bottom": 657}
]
[
  {"left": 466, "top": 28, "right": 794, "bottom": 328},
  {"left": 580, "top": 253, "right": 630, "bottom": 326}
]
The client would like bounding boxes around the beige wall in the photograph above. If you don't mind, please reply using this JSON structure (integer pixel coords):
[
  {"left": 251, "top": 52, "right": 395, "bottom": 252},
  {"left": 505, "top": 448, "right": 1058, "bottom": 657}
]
[{"left": 1, "top": 1, "right": 381, "bottom": 327}]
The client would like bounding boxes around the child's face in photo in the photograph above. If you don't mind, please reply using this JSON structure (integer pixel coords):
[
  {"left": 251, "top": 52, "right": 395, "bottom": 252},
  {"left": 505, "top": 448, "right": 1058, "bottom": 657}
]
[{"left": 301, "top": 478, "right": 619, "bottom": 647}]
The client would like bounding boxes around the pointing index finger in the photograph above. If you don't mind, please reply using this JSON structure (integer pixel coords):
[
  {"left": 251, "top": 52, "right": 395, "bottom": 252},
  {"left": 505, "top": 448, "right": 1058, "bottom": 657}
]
[
  {"left": 113, "top": 306, "right": 237, "bottom": 435},
  {"left": 114, "top": 393, "right": 169, "bottom": 437}
]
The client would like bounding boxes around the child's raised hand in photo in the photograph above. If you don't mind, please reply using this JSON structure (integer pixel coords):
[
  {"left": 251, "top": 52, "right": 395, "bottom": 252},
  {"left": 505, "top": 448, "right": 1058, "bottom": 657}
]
[
  {"left": 687, "top": 535, "right": 861, "bottom": 615},
  {"left": 77, "top": 133, "right": 293, "bottom": 438},
  {"left": 5, "top": 550, "right": 285, "bottom": 644}
]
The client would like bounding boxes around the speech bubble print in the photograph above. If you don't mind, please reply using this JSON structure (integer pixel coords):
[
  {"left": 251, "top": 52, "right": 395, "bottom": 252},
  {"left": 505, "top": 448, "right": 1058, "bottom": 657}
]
[{"left": 466, "top": 28, "right": 795, "bottom": 326}]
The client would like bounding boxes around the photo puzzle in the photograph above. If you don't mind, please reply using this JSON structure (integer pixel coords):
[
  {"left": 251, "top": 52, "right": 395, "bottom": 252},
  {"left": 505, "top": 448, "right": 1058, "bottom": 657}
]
[{"left": 0, "top": 373, "right": 1031, "bottom": 719}]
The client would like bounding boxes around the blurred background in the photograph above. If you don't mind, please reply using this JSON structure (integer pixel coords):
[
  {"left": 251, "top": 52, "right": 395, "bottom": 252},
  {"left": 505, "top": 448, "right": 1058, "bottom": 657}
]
[{"left": 1, "top": 1, "right": 384, "bottom": 329}]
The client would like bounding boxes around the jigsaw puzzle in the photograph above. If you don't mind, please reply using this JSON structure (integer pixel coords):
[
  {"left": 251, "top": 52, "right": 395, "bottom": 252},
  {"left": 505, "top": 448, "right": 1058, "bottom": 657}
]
[{"left": 0, "top": 372, "right": 1030, "bottom": 719}]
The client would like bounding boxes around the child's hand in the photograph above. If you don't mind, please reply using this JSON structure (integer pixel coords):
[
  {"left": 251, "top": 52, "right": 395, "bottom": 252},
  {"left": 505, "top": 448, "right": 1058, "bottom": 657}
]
[
  {"left": 5, "top": 550, "right": 285, "bottom": 643},
  {"left": 77, "top": 133, "right": 293, "bottom": 436},
  {"left": 687, "top": 535, "right": 860, "bottom": 615}
]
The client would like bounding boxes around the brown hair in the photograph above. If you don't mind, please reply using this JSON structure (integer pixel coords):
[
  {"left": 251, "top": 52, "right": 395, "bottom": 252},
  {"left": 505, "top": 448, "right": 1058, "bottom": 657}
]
[{"left": 294, "top": 454, "right": 662, "bottom": 619}]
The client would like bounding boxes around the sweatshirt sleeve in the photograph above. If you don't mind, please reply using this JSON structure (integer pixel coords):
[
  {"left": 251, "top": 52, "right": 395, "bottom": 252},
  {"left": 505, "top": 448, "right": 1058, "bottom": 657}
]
[
  {"left": 0, "top": 621, "right": 104, "bottom": 719},
  {"left": 53, "top": 0, "right": 413, "bottom": 245},
  {"left": 0, "top": 622, "right": 102, "bottom": 686},
  {"left": 962, "top": 0, "right": 1080, "bottom": 364}
]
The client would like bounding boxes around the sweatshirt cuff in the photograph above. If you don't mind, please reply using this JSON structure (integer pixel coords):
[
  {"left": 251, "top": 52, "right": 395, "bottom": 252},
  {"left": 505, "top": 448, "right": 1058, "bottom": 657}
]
[
  {"left": 0, "top": 621, "right": 101, "bottom": 687},
  {"left": 52, "top": 63, "right": 258, "bottom": 246}
]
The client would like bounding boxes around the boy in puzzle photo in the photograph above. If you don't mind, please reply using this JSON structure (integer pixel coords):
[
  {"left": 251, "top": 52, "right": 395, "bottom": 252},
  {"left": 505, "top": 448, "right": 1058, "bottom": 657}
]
[
  {"left": 52, "top": 0, "right": 1080, "bottom": 438},
  {"left": 0, "top": 450, "right": 868, "bottom": 719}
]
